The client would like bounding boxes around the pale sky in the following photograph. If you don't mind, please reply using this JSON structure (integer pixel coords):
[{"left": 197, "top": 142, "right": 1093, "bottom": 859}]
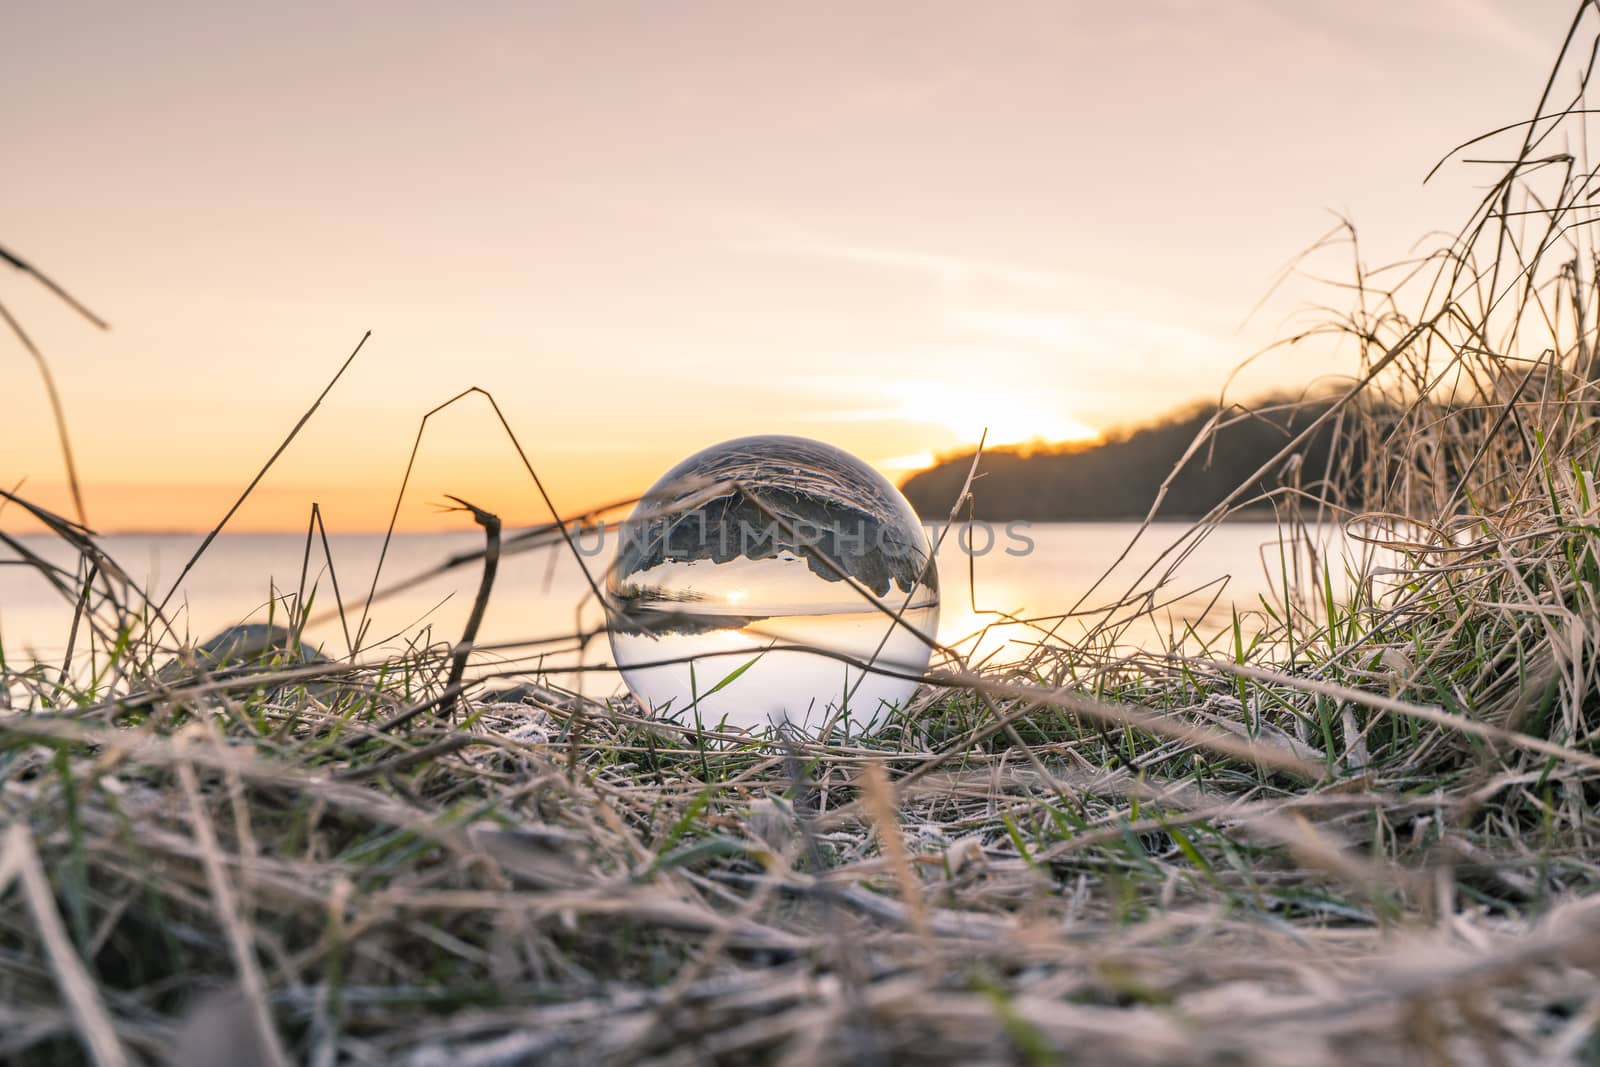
[{"left": 2, "top": 0, "right": 1582, "bottom": 531}]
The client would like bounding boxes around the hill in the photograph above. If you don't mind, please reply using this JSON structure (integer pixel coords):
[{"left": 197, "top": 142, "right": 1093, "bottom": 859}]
[{"left": 901, "top": 396, "right": 1346, "bottom": 521}]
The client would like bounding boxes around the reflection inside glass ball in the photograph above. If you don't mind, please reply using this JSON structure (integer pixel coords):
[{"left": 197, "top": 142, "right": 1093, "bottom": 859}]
[{"left": 605, "top": 434, "right": 939, "bottom": 735}]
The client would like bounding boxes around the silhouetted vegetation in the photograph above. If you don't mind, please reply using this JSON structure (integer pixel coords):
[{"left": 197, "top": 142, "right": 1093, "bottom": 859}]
[{"left": 902, "top": 395, "right": 1352, "bottom": 520}]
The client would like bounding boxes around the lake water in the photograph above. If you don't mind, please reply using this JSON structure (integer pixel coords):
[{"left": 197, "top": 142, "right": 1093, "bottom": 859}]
[{"left": 0, "top": 522, "right": 1350, "bottom": 698}]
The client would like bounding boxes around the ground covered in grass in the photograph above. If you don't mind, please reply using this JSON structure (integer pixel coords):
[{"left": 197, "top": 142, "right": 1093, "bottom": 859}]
[
  {"left": 2, "top": 605, "right": 1599, "bottom": 1067},
  {"left": 12, "top": 4, "right": 1600, "bottom": 1064}
]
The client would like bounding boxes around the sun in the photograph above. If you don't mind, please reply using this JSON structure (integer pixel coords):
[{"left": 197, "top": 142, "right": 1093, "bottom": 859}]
[
  {"left": 893, "top": 384, "right": 1100, "bottom": 450},
  {"left": 943, "top": 398, "right": 1099, "bottom": 449}
]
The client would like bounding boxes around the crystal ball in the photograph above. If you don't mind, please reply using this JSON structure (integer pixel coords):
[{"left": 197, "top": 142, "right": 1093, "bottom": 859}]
[{"left": 606, "top": 434, "right": 940, "bottom": 735}]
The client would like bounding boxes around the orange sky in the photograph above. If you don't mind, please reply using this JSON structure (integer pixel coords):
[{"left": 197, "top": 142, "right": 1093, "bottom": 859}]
[{"left": 2, "top": 1, "right": 1579, "bottom": 533}]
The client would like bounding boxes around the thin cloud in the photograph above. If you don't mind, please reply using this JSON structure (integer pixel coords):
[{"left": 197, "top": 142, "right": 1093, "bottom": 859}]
[
  {"left": 737, "top": 230, "right": 1072, "bottom": 291},
  {"left": 947, "top": 307, "right": 1077, "bottom": 346},
  {"left": 1432, "top": 0, "right": 1550, "bottom": 63},
  {"left": 801, "top": 381, "right": 1099, "bottom": 449},
  {"left": 1249, "top": 0, "right": 1552, "bottom": 67}
]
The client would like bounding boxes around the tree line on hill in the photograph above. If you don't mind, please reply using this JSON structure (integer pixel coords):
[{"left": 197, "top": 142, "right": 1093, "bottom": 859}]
[{"left": 900, "top": 396, "right": 1355, "bottom": 521}]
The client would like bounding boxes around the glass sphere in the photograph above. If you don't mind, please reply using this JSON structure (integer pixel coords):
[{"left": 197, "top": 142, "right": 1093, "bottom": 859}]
[{"left": 606, "top": 435, "right": 939, "bottom": 735}]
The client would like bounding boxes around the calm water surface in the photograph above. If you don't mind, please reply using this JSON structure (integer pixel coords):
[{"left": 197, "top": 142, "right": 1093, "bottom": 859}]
[{"left": 0, "top": 523, "right": 1352, "bottom": 697}]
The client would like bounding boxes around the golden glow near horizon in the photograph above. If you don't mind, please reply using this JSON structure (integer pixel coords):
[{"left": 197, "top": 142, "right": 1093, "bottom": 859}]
[
  {"left": 1, "top": 2, "right": 1576, "bottom": 534},
  {"left": 888, "top": 383, "right": 1102, "bottom": 451}
]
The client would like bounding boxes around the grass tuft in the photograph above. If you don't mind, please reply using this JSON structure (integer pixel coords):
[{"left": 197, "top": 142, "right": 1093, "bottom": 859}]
[{"left": 12, "top": 6, "right": 1600, "bottom": 1064}]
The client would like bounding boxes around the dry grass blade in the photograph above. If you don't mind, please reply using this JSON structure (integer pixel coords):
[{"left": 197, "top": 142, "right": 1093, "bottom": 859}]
[
  {"left": 0, "top": 824, "right": 130, "bottom": 1067},
  {"left": 1220, "top": 660, "right": 1600, "bottom": 772},
  {"left": 936, "top": 669, "right": 1325, "bottom": 778},
  {"left": 0, "top": 300, "right": 91, "bottom": 527},
  {"left": 0, "top": 242, "right": 108, "bottom": 527},
  {"left": 175, "top": 747, "right": 292, "bottom": 1067},
  {"left": 859, "top": 763, "right": 933, "bottom": 947},
  {"left": 157, "top": 331, "right": 369, "bottom": 617}
]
